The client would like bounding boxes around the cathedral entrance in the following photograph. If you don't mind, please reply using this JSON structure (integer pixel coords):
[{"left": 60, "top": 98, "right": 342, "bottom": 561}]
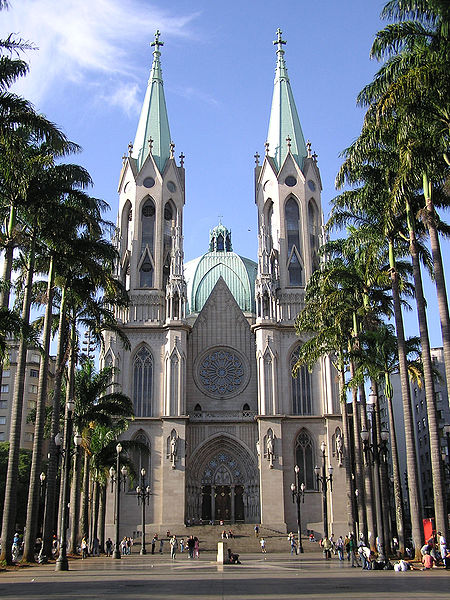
[{"left": 186, "top": 435, "right": 260, "bottom": 524}]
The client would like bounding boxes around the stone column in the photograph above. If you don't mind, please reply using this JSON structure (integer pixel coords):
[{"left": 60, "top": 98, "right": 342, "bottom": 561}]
[
  {"left": 211, "top": 486, "right": 216, "bottom": 522},
  {"left": 231, "top": 485, "right": 235, "bottom": 523}
]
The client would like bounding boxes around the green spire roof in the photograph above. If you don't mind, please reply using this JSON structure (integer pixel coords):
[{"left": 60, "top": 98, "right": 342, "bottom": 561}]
[
  {"left": 132, "top": 31, "right": 172, "bottom": 173},
  {"left": 266, "top": 29, "right": 307, "bottom": 171}
]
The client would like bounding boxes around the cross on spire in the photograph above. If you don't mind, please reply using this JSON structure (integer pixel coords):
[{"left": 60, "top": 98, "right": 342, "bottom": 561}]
[
  {"left": 286, "top": 136, "right": 291, "bottom": 151},
  {"left": 128, "top": 141, "right": 133, "bottom": 156},
  {"left": 151, "top": 30, "right": 164, "bottom": 52},
  {"left": 254, "top": 152, "right": 260, "bottom": 166},
  {"left": 274, "top": 28, "right": 286, "bottom": 52},
  {"left": 179, "top": 152, "right": 185, "bottom": 167},
  {"left": 170, "top": 141, "right": 175, "bottom": 159}
]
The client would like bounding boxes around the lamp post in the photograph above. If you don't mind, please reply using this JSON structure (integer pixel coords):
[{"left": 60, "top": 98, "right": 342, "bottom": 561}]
[
  {"left": 136, "top": 468, "right": 151, "bottom": 555},
  {"left": 314, "top": 441, "right": 333, "bottom": 539},
  {"left": 290, "top": 465, "right": 305, "bottom": 554},
  {"left": 55, "top": 400, "right": 82, "bottom": 571},
  {"left": 361, "top": 390, "right": 389, "bottom": 561},
  {"left": 110, "top": 443, "right": 127, "bottom": 559},
  {"left": 354, "top": 489, "right": 359, "bottom": 538}
]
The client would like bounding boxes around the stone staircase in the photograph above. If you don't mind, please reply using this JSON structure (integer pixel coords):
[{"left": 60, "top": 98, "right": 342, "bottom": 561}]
[{"left": 148, "top": 524, "right": 321, "bottom": 554}]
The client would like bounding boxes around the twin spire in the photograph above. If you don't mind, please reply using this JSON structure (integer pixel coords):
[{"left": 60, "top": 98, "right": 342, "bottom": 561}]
[
  {"left": 132, "top": 30, "right": 172, "bottom": 173},
  {"left": 266, "top": 28, "right": 307, "bottom": 171},
  {"left": 132, "top": 29, "right": 307, "bottom": 175}
]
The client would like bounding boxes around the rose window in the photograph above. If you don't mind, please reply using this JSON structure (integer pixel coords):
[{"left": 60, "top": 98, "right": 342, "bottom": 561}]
[{"left": 198, "top": 350, "right": 244, "bottom": 396}]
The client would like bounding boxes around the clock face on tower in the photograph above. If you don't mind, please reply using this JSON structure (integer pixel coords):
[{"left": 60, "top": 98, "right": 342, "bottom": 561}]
[{"left": 194, "top": 348, "right": 249, "bottom": 398}]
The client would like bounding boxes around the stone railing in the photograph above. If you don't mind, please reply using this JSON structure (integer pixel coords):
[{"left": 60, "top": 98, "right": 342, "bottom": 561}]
[{"left": 190, "top": 410, "right": 256, "bottom": 422}]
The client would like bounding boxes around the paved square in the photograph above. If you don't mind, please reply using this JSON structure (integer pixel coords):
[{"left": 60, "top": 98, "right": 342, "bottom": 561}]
[{"left": 1, "top": 552, "right": 449, "bottom": 599}]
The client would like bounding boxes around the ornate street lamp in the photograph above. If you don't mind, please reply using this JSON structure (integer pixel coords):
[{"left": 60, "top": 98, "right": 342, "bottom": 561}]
[
  {"left": 110, "top": 443, "right": 127, "bottom": 559},
  {"left": 39, "top": 472, "right": 46, "bottom": 539},
  {"left": 136, "top": 468, "right": 151, "bottom": 555},
  {"left": 314, "top": 441, "right": 333, "bottom": 539},
  {"left": 55, "top": 399, "right": 82, "bottom": 571},
  {"left": 290, "top": 465, "right": 305, "bottom": 554},
  {"left": 361, "top": 391, "right": 389, "bottom": 561}
]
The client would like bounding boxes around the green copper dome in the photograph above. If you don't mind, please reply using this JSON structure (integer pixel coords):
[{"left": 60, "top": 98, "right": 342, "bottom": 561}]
[{"left": 185, "top": 224, "right": 257, "bottom": 314}]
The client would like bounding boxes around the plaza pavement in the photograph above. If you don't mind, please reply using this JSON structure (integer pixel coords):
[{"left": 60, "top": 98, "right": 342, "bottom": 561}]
[{"left": 0, "top": 550, "right": 449, "bottom": 600}]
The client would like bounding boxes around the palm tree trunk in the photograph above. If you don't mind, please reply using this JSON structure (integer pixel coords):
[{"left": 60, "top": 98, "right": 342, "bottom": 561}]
[
  {"left": 68, "top": 449, "right": 82, "bottom": 553},
  {"left": 91, "top": 479, "right": 99, "bottom": 549},
  {"left": 338, "top": 354, "right": 356, "bottom": 533},
  {"left": 23, "top": 256, "right": 55, "bottom": 562},
  {"left": 80, "top": 451, "right": 91, "bottom": 541},
  {"left": 423, "top": 173, "right": 450, "bottom": 396},
  {"left": 389, "top": 238, "right": 423, "bottom": 559},
  {"left": 99, "top": 484, "right": 106, "bottom": 553},
  {"left": 0, "top": 204, "right": 17, "bottom": 309},
  {"left": 407, "top": 199, "right": 448, "bottom": 540},
  {"left": 359, "top": 385, "right": 376, "bottom": 550},
  {"left": 349, "top": 359, "right": 366, "bottom": 538},
  {"left": 0, "top": 235, "right": 36, "bottom": 563},
  {"left": 385, "top": 371, "right": 405, "bottom": 555},
  {"left": 40, "top": 287, "right": 69, "bottom": 560}
]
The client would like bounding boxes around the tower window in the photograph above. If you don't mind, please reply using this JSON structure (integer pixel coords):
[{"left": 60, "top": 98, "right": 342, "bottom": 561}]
[
  {"left": 285, "top": 197, "right": 303, "bottom": 286},
  {"left": 133, "top": 346, "right": 153, "bottom": 417},
  {"left": 140, "top": 257, "right": 153, "bottom": 287},
  {"left": 141, "top": 199, "right": 155, "bottom": 253},
  {"left": 295, "top": 430, "right": 314, "bottom": 489},
  {"left": 291, "top": 347, "right": 312, "bottom": 415}
]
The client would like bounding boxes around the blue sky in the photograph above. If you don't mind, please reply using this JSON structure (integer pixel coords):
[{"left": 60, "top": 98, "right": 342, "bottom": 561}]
[{"left": 2, "top": 0, "right": 448, "bottom": 348}]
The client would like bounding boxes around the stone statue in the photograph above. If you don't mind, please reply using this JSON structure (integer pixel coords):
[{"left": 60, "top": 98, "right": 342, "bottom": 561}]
[
  {"left": 336, "top": 433, "right": 343, "bottom": 466},
  {"left": 266, "top": 432, "right": 274, "bottom": 468},
  {"left": 170, "top": 432, "right": 178, "bottom": 468}
]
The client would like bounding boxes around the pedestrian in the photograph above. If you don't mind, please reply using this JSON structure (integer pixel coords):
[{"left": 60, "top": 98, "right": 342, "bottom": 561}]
[
  {"left": 105, "top": 538, "right": 113, "bottom": 556},
  {"left": 438, "top": 532, "right": 447, "bottom": 563},
  {"left": 336, "top": 535, "right": 344, "bottom": 561},
  {"left": 349, "top": 533, "right": 358, "bottom": 567},
  {"left": 290, "top": 536, "right": 297, "bottom": 555},
  {"left": 170, "top": 535, "right": 178, "bottom": 560},
  {"left": 159, "top": 538, "right": 164, "bottom": 554},
  {"left": 254, "top": 525, "right": 259, "bottom": 538},
  {"left": 180, "top": 538, "right": 185, "bottom": 553},
  {"left": 92, "top": 536, "right": 100, "bottom": 557},
  {"left": 260, "top": 537, "right": 266, "bottom": 553},
  {"left": 322, "top": 536, "right": 332, "bottom": 560},
  {"left": 194, "top": 537, "right": 199, "bottom": 558},
  {"left": 81, "top": 536, "right": 88, "bottom": 559},
  {"left": 151, "top": 535, "right": 157, "bottom": 555},
  {"left": 422, "top": 550, "right": 434, "bottom": 569},
  {"left": 187, "top": 535, "right": 195, "bottom": 559}
]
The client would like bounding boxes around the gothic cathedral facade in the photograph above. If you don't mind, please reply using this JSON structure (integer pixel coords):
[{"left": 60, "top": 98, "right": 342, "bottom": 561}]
[{"left": 103, "top": 30, "right": 347, "bottom": 537}]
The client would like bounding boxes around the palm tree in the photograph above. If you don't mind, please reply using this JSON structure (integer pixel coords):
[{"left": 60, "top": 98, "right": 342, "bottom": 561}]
[
  {"left": 70, "top": 360, "right": 133, "bottom": 550},
  {"left": 357, "top": 2, "right": 450, "bottom": 538},
  {"left": 21, "top": 177, "right": 108, "bottom": 562}
]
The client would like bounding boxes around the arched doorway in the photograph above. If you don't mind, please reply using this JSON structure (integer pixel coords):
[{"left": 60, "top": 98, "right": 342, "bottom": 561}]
[{"left": 186, "top": 435, "right": 260, "bottom": 524}]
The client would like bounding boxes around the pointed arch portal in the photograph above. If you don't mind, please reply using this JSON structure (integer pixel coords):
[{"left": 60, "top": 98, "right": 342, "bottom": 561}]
[{"left": 186, "top": 435, "right": 260, "bottom": 523}]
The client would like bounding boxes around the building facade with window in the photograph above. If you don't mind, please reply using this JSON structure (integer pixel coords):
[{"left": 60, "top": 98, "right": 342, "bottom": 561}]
[
  {"left": 103, "top": 30, "right": 347, "bottom": 537},
  {"left": 0, "top": 341, "right": 56, "bottom": 450}
]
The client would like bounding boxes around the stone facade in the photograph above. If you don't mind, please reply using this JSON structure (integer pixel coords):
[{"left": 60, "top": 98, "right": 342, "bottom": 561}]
[{"left": 103, "top": 31, "right": 348, "bottom": 541}]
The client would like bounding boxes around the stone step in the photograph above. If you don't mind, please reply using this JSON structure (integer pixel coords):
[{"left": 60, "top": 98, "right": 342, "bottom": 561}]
[{"left": 142, "top": 524, "right": 321, "bottom": 554}]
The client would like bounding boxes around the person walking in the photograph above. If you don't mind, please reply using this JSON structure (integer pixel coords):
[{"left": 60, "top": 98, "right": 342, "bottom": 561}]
[
  {"left": 81, "top": 536, "right": 88, "bottom": 559},
  {"left": 322, "top": 536, "right": 332, "bottom": 560},
  {"left": 349, "top": 533, "right": 358, "bottom": 567},
  {"left": 151, "top": 535, "right": 157, "bottom": 555},
  {"left": 254, "top": 525, "right": 259, "bottom": 538},
  {"left": 187, "top": 535, "right": 195, "bottom": 559},
  {"left": 194, "top": 537, "right": 200, "bottom": 559},
  {"left": 105, "top": 538, "right": 113, "bottom": 557},
  {"left": 170, "top": 535, "right": 178, "bottom": 560},
  {"left": 260, "top": 537, "right": 266, "bottom": 553},
  {"left": 336, "top": 536, "right": 344, "bottom": 561},
  {"left": 159, "top": 538, "right": 164, "bottom": 554}
]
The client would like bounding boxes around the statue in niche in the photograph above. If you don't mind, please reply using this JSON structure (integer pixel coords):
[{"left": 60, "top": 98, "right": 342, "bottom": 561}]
[
  {"left": 336, "top": 433, "right": 343, "bottom": 467},
  {"left": 266, "top": 430, "right": 274, "bottom": 468},
  {"left": 168, "top": 430, "right": 178, "bottom": 469}
]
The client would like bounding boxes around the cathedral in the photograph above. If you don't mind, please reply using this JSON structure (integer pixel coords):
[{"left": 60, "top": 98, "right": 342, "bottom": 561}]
[{"left": 103, "top": 29, "right": 347, "bottom": 538}]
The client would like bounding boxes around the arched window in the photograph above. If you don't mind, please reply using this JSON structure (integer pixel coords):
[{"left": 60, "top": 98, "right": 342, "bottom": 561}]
[
  {"left": 242, "top": 403, "right": 250, "bottom": 411},
  {"left": 194, "top": 403, "right": 202, "bottom": 413},
  {"left": 163, "top": 201, "right": 175, "bottom": 288},
  {"left": 131, "top": 431, "right": 151, "bottom": 481},
  {"left": 217, "top": 233, "right": 224, "bottom": 251},
  {"left": 285, "top": 197, "right": 303, "bottom": 286},
  {"left": 120, "top": 201, "right": 132, "bottom": 256},
  {"left": 308, "top": 200, "right": 319, "bottom": 270},
  {"left": 141, "top": 199, "right": 155, "bottom": 253},
  {"left": 291, "top": 347, "right": 312, "bottom": 415},
  {"left": 133, "top": 346, "right": 153, "bottom": 417},
  {"left": 295, "top": 430, "right": 314, "bottom": 489}
]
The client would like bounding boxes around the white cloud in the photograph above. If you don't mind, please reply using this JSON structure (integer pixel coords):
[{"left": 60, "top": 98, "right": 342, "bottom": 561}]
[{"left": 2, "top": 0, "right": 199, "bottom": 112}]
